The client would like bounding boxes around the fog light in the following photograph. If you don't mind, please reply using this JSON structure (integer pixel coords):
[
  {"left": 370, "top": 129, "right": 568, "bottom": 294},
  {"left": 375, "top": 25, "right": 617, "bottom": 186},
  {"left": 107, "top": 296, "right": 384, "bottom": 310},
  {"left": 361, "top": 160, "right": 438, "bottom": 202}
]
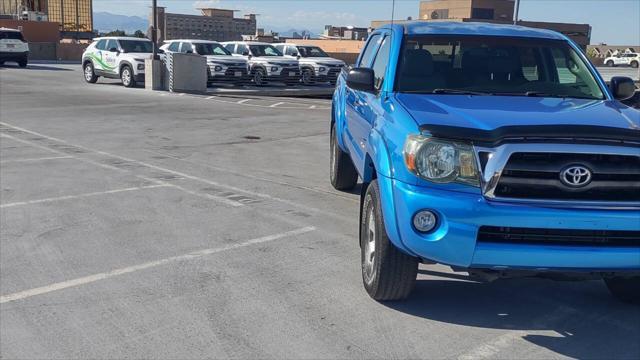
[
  {"left": 413, "top": 210, "right": 437, "bottom": 233},
  {"left": 214, "top": 65, "right": 223, "bottom": 72},
  {"left": 319, "top": 67, "right": 326, "bottom": 72},
  {"left": 271, "top": 66, "right": 278, "bottom": 72},
  {"left": 137, "top": 63, "right": 145, "bottom": 70}
]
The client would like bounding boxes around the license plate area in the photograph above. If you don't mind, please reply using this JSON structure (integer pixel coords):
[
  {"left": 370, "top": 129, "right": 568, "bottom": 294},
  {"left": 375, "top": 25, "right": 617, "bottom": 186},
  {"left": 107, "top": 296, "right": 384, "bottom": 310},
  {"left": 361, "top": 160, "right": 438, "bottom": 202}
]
[{"left": 235, "top": 71, "right": 243, "bottom": 77}]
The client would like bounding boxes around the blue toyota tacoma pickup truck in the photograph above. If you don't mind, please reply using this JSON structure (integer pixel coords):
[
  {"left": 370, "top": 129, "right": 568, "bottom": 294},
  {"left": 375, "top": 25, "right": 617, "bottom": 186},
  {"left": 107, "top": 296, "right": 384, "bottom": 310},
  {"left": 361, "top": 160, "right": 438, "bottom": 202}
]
[{"left": 331, "top": 22, "right": 640, "bottom": 303}]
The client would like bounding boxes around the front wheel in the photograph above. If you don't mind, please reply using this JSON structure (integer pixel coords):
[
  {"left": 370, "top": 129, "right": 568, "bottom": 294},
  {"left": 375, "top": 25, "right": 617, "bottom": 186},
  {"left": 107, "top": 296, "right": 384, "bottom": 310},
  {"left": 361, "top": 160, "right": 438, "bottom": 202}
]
[
  {"left": 361, "top": 180, "right": 419, "bottom": 301},
  {"left": 121, "top": 65, "right": 136, "bottom": 88},
  {"left": 252, "top": 68, "right": 266, "bottom": 86},
  {"left": 605, "top": 276, "right": 640, "bottom": 304},
  {"left": 18, "top": 58, "right": 27, "bottom": 68},
  {"left": 301, "top": 68, "right": 314, "bottom": 85},
  {"left": 631, "top": 61, "right": 639, "bottom": 69},
  {"left": 84, "top": 62, "right": 98, "bottom": 83},
  {"left": 329, "top": 124, "right": 358, "bottom": 190},
  {"left": 606, "top": 60, "right": 615, "bottom": 67}
]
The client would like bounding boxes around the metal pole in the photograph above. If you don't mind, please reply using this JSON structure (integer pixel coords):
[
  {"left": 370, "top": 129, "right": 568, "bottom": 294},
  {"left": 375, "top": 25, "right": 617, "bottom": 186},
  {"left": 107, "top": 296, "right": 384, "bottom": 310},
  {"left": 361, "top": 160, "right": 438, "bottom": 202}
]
[
  {"left": 75, "top": 0, "right": 79, "bottom": 42},
  {"left": 152, "top": 0, "right": 158, "bottom": 60},
  {"left": 513, "top": 0, "right": 520, "bottom": 25}
]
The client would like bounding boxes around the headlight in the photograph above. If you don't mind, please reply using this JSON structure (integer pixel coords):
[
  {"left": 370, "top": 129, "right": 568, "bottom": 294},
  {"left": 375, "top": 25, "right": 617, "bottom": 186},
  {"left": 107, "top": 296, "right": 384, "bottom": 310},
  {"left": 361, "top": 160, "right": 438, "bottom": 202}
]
[
  {"left": 404, "top": 135, "right": 479, "bottom": 186},
  {"left": 270, "top": 66, "right": 279, "bottom": 72},
  {"left": 214, "top": 65, "right": 223, "bottom": 72},
  {"left": 137, "top": 63, "right": 145, "bottom": 70}
]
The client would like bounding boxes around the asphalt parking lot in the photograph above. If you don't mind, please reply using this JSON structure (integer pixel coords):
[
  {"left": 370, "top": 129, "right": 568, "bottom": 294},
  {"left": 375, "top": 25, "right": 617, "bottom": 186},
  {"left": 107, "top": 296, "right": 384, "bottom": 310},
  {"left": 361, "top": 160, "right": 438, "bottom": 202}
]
[{"left": 1, "top": 63, "right": 639, "bottom": 359}]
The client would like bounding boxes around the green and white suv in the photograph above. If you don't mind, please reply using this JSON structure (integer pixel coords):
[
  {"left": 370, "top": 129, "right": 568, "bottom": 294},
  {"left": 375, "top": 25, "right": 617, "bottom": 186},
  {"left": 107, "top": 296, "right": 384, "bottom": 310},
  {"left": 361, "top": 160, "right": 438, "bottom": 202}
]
[{"left": 82, "top": 37, "right": 153, "bottom": 87}]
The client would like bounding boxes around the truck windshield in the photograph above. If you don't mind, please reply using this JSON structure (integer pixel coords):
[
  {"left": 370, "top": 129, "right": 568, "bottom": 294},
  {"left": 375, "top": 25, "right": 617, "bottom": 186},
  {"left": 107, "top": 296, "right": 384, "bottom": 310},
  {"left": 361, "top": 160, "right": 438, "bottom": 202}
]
[
  {"left": 119, "top": 40, "right": 152, "bottom": 53},
  {"left": 249, "top": 44, "right": 282, "bottom": 57},
  {"left": 396, "top": 35, "right": 604, "bottom": 100},
  {"left": 195, "top": 43, "right": 231, "bottom": 56},
  {"left": 298, "top": 46, "right": 329, "bottom": 57}
]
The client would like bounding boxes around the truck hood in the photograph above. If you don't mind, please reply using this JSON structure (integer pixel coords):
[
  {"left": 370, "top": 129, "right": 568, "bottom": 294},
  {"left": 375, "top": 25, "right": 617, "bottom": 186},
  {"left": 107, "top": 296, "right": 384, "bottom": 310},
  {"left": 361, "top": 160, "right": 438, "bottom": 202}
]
[
  {"left": 204, "top": 55, "right": 247, "bottom": 64},
  {"left": 251, "top": 56, "right": 298, "bottom": 65},
  {"left": 395, "top": 94, "right": 640, "bottom": 141},
  {"left": 300, "top": 57, "right": 344, "bottom": 65}
]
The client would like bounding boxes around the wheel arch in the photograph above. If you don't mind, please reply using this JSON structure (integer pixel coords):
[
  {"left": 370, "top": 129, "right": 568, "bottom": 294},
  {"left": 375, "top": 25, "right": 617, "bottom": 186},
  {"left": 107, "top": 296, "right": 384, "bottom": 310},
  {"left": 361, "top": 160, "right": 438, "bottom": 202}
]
[{"left": 119, "top": 61, "right": 134, "bottom": 74}]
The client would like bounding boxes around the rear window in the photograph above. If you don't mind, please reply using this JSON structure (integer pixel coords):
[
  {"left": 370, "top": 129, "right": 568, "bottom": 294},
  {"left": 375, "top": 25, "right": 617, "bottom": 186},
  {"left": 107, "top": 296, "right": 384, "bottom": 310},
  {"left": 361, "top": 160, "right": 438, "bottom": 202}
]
[{"left": 0, "top": 31, "right": 24, "bottom": 41}]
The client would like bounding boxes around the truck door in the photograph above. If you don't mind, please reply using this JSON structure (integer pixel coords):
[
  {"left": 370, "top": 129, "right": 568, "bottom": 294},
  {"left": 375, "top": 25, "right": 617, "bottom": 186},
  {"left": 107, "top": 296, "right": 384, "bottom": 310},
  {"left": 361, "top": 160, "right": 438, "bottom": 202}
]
[
  {"left": 344, "top": 33, "right": 383, "bottom": 168},
  {"left": 103, "top": 39, "right": 120, "bottom": 75},
  {"left": 92, "top": 39, "right": 107, "bottom": 71}
]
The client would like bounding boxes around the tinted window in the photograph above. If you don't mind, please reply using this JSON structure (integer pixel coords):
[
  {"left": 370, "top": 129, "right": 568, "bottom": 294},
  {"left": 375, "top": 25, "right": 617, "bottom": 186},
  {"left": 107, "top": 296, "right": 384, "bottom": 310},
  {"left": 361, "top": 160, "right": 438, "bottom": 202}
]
[
  {"left": 95, "top": 39, "right": 107, "bottom": 50},
  {"left": 194, "top": 43, "right": 230, "bottom": 56},
  {"left": 168, "top": 42, "right": 180, "bottom": 52},
  {"left": 0, "top": 31, "right": 24, "bottom": 40},
  {"left": 224, "top": 43, "right": 236, "bottom": 53},
  {"left": 248, "top": 44, "right": 282, "bottom": 57},
  {"left": 298, "top": 46, "right": 329, "bottom": 57},
  {"left": 119, "top": 40, "right": 152, "bottom": 53},
  {"left": 358, "top": 34, "right": 381, "bottom": 67},
  {"left": 285, "top": 46, "right": 298, "bottom": 56},
  {"left": 371, "top": 36, "right": 391, "bottom": 90},
  {"left": 396, "top": 35, "right": 604, "bottom": 100},
  {"left": 274, "top": 45, "right": 284, "bottom": 53},
  {"left": 180, "top": 42, "right": 193, "bottom": 53},
  {"left": 106, "top": 39, "right": 118, "bottom": 51},
  {"left": 237, "top": 44, "right": 248, "bottom": 55}
]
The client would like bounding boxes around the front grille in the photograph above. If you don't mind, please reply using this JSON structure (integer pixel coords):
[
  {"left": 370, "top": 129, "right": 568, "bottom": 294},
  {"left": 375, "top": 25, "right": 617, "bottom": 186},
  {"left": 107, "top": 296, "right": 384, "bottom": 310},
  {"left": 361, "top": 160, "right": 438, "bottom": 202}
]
[
  {"left": 478, "top": 226, "right": 640, "bottom": 247},
  {"left": 494, "top": 153, "right": 640, "bottom": 201}
]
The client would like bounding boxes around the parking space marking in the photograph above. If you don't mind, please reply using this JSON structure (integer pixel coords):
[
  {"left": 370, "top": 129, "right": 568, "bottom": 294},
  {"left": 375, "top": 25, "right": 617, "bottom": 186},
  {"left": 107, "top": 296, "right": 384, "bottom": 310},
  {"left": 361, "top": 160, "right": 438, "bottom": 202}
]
[
  {"left": 269, "top": 102, "right": 285, "bottom": 108},
  {"left": 0, "top": 226, "right": 316, "bottom": 304},
  {"left": 0, "top": 155, "right": 73, "bottom": 164},
  {"left": 236, "top": 98, "right": 251, "bottom": 104},
  {"left": 0, "top": 184, "right": 170, "bottom": 208},
  {"left": 0, "top": 122, "right": 348, "bottom": 219},
  {"left": 204, "top": 95, "right": 331, "bottom": 110}
]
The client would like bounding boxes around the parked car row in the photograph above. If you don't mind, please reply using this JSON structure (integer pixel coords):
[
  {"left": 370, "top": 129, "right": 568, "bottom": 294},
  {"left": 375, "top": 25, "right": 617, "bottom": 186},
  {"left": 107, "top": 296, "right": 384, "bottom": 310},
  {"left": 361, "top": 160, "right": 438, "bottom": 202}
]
[{"left": 81, "top": 36, "right": 347, "bottom": 88}]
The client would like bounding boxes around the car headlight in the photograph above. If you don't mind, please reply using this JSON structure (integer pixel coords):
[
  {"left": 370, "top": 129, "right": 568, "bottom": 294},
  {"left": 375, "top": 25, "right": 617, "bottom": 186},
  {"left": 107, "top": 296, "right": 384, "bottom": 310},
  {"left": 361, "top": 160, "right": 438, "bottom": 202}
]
[
  {"left": 214, "top": 65, "right": 223, "bottom": 72},
  {"left": 403, "top": 135, "right": 479, "bottom": 186},
  {"left": 270, "top": 66, "right": 279, "bottom": 72},
  {"left": 318, "top": 67, "right": 326, "bottom": 72},
  {"left": 137, "top": 63, "right": 145, "bottom": 70}
]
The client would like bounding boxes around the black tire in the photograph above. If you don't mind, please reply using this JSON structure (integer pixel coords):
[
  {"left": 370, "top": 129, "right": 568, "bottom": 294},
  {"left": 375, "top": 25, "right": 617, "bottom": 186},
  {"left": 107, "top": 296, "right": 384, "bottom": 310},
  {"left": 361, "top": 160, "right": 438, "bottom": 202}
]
[
  {"left": 605, "top": 276, "right": 640, "bottom": 304},
  {"left": 83, "top": 62, "right": 98, "bottom": 83},
  {"left": 121, "top": 65, "right": 136, "bottom": 88},
  {"left": 252, "top": 68, "right": 266, "bottom": 86},
  {"left": 18, "top": 58, "right": 27, "bottom": 68},
  {"left": 631, "top": 61, "right": 639, "bottom": 69},
  {"left": 361, "top": 180, "right": 419, "bottom": 301},
  {"left": 329, "top": 124, "right": 358, "bottom": 190},
  {"left": 301, "top": 68, "right": 314, "bottom": 85},
  {"left": 606, "top": 60, "right": 615, "bottom": 67}
]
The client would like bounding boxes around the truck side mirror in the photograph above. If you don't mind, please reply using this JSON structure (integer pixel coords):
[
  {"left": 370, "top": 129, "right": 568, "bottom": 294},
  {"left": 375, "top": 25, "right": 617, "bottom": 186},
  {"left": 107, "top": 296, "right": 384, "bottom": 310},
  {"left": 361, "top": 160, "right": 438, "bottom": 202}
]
[
  {"left": 347, "top": 68, "right": 376, "bottom": 93},
  {"left": 610, "top": 76, "right": 636, "bottom": 101}
]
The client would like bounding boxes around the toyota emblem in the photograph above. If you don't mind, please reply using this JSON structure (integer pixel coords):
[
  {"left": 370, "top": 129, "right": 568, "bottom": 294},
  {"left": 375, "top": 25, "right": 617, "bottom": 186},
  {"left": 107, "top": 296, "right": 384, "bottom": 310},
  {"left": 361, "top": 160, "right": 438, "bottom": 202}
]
[{"left": 560, "top": 165, "right": 592, "bottom": 188}]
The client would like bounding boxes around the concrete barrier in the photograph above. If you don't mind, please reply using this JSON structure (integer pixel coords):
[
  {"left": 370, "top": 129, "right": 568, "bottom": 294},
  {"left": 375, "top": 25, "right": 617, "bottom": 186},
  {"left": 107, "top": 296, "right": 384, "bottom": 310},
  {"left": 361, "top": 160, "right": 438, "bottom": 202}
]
[{"left": 168, "top": 53, "right": 207, "bottom": 93}]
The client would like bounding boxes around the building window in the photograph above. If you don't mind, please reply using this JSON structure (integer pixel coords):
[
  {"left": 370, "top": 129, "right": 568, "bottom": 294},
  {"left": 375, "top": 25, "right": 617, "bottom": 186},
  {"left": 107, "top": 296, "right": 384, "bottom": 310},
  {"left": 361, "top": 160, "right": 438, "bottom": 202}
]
[{"left": 471, "top": 8, "right": 495, "bottom": 20}]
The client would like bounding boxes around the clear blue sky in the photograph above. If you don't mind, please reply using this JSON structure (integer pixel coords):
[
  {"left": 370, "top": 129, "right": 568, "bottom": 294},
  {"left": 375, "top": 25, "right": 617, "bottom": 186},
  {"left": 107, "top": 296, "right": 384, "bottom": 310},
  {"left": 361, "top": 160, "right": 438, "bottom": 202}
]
[{"left": 93, "top": 0, "right": 640, "bottom": 44}]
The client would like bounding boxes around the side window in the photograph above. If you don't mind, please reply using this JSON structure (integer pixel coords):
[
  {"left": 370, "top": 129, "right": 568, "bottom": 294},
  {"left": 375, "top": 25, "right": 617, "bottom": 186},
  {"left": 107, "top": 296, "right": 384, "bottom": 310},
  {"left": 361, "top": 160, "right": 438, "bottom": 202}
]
[
  {"left": 106, "top": 39, "right": 118, "bottom": 51},
  {"left": 95, "top": 40, "right": 107, "bottom": 50},
  {"left": 285, "top": 46, "right": 297, "bottom": 56},
  {"left": 237, "top": 44, "right": 248, "bottom": 55},
  {"left": 520, "top": 47, "right": 541, "bottom": 81},
  {"left": 168, "top": 42, "right": 180, "bottom": 52},
  {"left": 224, "top": 43, "right": 236, "bottom": 53},
  {"left": 274, "top": 45, "right": 284, "bottom": 53},
  {"left": 358, "top": 34, "right": 382, "bottom": 68},
  {"left": 180, "top": 42, "right": 193, "bottom": 53},
  {"left": 370, "top": 36, "right": 391, "bottom": 90}
]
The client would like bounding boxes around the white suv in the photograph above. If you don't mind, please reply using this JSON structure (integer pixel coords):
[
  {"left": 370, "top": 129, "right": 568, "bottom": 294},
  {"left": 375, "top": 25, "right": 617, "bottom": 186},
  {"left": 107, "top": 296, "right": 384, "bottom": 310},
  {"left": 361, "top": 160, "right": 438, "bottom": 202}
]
[
  {"left": 160, "top": 39, "right": 248, "bottom": 85},
  {"left": 0, "top": 27, "right": 29, "bottom": 68},
  {"left": 604, "top": 53, "right": 639, "bottom": 68},
  {"left": 273, "top": 43, "right": 345, "bottom": 85},
  {"left": 82, "top": 37, "right": 154, "bottom": 87},
  {"left": 222, "top": 41, "right": 300, "bottom": 86}
]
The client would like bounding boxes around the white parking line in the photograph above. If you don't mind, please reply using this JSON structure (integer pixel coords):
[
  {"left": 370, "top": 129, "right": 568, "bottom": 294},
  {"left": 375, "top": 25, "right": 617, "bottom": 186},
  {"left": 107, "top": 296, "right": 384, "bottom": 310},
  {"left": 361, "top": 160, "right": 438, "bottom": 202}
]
[
  {"left": 236, "top": 98, "right": 251, "bottom": 104},
  {"left": 0, "top": 184, "right": 170, "bottom": 208},
  {"left": 269, "top": 102, "right": 285, "bottom": 108},
  {"left": 0, "top": 156, "right": 73, "bottom": 164},
  {"left": 0, "top": 226, "right": 316, "bottom": 304}
]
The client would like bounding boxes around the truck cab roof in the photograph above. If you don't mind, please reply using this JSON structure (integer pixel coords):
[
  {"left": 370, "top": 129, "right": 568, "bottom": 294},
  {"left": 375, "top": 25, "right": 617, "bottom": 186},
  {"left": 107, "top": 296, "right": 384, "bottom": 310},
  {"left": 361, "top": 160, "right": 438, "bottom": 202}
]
[{"left": 382, "top": 21, "right": 567, "bottom": 41}]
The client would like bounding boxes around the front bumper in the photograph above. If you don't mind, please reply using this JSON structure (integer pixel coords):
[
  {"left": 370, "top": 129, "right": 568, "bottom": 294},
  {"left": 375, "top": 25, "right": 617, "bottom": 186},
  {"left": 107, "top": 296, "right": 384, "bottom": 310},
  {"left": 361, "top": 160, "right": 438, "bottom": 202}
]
[
  {"left": 266, "top": 67, "right": 301, "bottom": 83},
  {"left": 384, "top": 176, "right": 640, "bottom": 271},
  {"left": 208, "top": 66, "right": 249, "bottom": 83}
]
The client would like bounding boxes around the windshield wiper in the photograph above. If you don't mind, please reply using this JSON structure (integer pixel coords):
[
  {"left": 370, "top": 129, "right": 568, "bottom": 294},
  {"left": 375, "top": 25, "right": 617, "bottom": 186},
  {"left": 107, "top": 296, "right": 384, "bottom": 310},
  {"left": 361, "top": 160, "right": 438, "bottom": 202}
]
[{"left": 400, "top": 89, "right": 493, "bottom": 96}]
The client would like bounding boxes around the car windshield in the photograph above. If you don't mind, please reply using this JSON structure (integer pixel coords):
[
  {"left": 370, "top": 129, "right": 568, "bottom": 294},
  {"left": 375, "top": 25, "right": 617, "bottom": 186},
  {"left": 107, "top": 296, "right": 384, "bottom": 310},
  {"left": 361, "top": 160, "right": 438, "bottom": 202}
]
[
  {"left": 396, "top": 35, "right": 605, "bottom": 100},
  {"left": 298, "top": 46, "right": 329, "bottom": 57},
  {"left": 195, "top": 43, "right": 231, "bottom": 56},
  {"left": 0, "top": 31, "right": 24, "bottom": 41},
  {"left": 119, "top": 40, "right": 153, "bottom": 53},
  {"left": 249, "top": 44, "right": 282, "bottom": 57}
]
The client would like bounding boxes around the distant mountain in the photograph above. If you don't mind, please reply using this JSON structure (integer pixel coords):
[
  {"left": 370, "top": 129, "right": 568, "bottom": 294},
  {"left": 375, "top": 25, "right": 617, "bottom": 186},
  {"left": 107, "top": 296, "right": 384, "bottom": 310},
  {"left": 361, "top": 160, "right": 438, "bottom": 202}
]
[
  {"left": 94, "top": 12, "right": 148, "bottom": 34},
  {"left": 264, "top": 26, "right": 321, "bottom": 39}
]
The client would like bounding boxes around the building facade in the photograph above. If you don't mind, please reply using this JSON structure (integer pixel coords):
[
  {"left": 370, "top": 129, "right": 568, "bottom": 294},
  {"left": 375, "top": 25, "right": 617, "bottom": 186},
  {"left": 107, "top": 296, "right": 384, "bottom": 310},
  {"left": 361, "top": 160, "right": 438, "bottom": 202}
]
[
  {"left": 0, "top": 0, "right": 93, "bottom": 38},
  {"left": 322, "top": 25, "right": 369, "bottom": 41},
  {"left": 372, "top": 0, "right": 591, "bottom": 48},
  {"left": 152, "top": 7, "right": 257, "bottom": 43}
]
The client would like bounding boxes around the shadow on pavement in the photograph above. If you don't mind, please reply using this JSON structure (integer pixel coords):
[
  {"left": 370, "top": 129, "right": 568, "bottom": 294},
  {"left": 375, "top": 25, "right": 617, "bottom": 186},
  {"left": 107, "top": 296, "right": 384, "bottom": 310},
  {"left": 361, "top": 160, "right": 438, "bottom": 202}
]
[
  {"left": 0, "top": 64, "right": 73, "bottom": 71},
  {"left": 384, "top": 277, "right": 640, "bottom": 359}
]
